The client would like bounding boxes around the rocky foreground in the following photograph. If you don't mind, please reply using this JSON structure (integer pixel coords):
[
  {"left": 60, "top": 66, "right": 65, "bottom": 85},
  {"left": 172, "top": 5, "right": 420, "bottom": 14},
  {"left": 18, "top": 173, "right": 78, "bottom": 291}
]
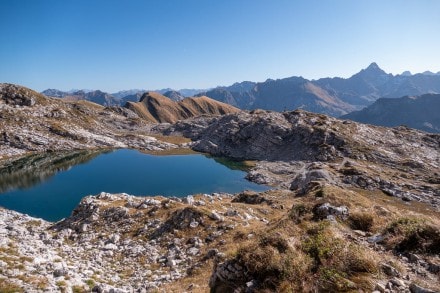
[
  {"left": 1, "top": 191, "right": 276, "bottom": 292},
  {"left": 2, "top": 189, "right": 439, "bottom": 292},
  {"left": 0, "top": 84, "right": 440, "bottom": 292}
]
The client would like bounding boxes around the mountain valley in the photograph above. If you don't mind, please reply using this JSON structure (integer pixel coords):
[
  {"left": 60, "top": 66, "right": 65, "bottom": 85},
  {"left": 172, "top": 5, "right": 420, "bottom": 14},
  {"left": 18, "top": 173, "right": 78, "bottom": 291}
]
[{"left": 0, "top": 83, "right": 439, "bottom": 292}]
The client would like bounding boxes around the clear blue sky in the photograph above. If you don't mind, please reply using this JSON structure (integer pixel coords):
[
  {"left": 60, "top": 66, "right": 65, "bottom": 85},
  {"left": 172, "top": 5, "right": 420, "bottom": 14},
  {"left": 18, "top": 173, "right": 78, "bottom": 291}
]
[{"left": 1, "top": 0, "right": 439, "bottom": 92}]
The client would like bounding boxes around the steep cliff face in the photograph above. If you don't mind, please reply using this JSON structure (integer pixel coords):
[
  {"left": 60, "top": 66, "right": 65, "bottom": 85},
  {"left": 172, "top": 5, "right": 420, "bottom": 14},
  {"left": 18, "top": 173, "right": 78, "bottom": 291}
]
[{"left": 124, "top": 92, "right": 240, "bottom": 123}]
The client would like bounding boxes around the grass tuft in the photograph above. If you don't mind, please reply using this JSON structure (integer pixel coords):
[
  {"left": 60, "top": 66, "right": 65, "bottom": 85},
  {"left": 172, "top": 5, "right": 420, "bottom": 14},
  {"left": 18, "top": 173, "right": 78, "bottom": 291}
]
[
  {"left": 236, "top": 233, "right": 312, "bottom": 291},
  {"left": 348, "top": 212, "right": 374, "bottom": 232}
]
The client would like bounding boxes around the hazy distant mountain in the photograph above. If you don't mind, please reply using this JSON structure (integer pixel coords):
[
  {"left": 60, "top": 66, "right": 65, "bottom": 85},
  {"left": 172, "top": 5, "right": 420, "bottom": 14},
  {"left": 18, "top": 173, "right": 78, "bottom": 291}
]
[
  {"left": 195, "top": 62, "right": 440, "bottom": 116},
  {"left": 63, "top": 90, "right": 120, "bottom": 106},
  {"left": 341, "top": 94, "right": 440, "bottom": 133},
  {"left": 422, "top": 71, "right": 438, "bottom": 76},
  {"left": 112, "top": 89, "right": 146, "bottom": 99},
  {"left": 316, "top": 63, "right": 440, "bottom": 106},
  {"left": 119, "top": 93, "right": 143, "bottom": 104},
  {"left": 42, "top": 87, "right": 205, "bottom": 107},
  {"left": 163, "top": 90, "right": 185, "bottom": 101},
  {"left": 124, "top": 92, "right": 239, "bottom": 123},
  {"left": 177, "top": 88, "right": 207, "bottom": 97},
  {"left": 222, "top": 81, "right": 257, "bottom": 93},
  {"left": 197, "top": 88, "right": 255, "bottom": 109},
  {"left": 41, "top": 89, "right": 69, "bottom": 98},
  {"left": 41, "top": 63, "right": 440, "bottom": 116},
  {"left": 315, "top": 62, "right": 393, "bottom": 107},
  {"left": 199, "top": 77, "right": 354, "bottom": 116},
  {"left": 252, "top": 77, "right": 355, "bottom": 116}
]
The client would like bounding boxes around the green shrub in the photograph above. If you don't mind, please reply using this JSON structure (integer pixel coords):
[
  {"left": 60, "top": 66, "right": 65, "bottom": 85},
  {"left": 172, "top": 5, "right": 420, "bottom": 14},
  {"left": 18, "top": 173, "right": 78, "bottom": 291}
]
[{"left": 288, "top": 204, "right": 310, "bottom": 223}]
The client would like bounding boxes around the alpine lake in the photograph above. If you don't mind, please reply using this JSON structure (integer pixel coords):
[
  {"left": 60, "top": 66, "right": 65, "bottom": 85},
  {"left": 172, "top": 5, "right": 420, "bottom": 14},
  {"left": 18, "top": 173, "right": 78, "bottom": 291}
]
[{"left": 0, "top": 149, "right": 269, "bottom": 221}]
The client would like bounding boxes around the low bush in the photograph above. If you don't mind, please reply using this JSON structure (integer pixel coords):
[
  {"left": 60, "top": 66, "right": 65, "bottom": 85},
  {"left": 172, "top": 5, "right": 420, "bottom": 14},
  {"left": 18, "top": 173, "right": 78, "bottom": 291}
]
[
  {"left": 302, "top": 222, "right": 378, "bottom": 291},
  {"left": 288, "top": 204, "right": 310, "bottom": 224},
  {"left": 385, "top": 217, "right": 440, "bottom": 254},
  {"left": 348, "top": 212, "right": 374, "bottom": 232}
]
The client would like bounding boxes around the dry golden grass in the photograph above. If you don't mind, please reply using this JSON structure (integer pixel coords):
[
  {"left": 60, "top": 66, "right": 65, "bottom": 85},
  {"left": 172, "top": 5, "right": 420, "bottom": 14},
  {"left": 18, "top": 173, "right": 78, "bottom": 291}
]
[
  {"left": 199, "top": 184, "right": 440, "bottom": 292},
  {"left": 126, "top": 92, "right": 239, "bottom": 123},
  {"left": 86, "top": 183, "right": 440, "bottom": 292},
  {"left": 0, "top": 279, "right": 24, "bottom": 293},
  {"left": 148, "top": 134, "right": 192, "bottom": 145},
  {"left": 348, "top": 212, "right": 374, "bottom": 232}
]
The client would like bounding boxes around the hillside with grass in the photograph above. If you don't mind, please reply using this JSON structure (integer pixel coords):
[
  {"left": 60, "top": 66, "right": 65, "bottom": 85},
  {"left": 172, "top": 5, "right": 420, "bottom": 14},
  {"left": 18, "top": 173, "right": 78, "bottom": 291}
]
[{"left": 124, "top": 92, "right": 240, "bottom": 123}]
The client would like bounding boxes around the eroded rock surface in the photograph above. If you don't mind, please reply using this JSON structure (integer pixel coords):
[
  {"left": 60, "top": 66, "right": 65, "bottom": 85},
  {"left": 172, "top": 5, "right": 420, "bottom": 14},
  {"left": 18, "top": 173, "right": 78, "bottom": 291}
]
[
  {"left": 0, "top": 191, "right": 280, "bottom": 292},
  {"left": 0, "top": 83, "right": 177, "bottom": 159}
]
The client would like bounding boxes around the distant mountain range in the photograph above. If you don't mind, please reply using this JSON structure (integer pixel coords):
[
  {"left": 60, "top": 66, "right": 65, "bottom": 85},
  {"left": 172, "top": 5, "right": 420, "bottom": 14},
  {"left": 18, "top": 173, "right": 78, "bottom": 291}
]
[
  {"left": 341, "top": 94, "right": 440, "bottom": 133},
  {"left": 195, "top": 63, "right": 440, "bottom": 116},
  {"left": 41, "top": 63, "right": 440, "bottom": 128},
  {"left": 42, "top": 88, "right": 207, "bottom": 107}
]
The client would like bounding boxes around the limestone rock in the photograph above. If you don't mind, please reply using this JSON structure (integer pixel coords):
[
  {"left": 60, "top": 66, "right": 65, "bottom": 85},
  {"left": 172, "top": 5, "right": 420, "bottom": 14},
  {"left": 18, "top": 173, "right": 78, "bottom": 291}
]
[
  {"left": 409, "top": 283, "right": 438, "bottom": 293},
  {"left": 209, "top": 260, "right": 248, "bottom": 292},
  {"left": 312, "top": 202, "right": 349, "bottom": 220}
]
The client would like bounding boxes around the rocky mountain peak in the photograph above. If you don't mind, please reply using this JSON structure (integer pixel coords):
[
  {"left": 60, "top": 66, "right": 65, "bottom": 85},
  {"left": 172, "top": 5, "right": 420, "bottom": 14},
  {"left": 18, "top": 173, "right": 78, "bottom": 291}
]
[
  {"left": 366, "top": 62, "right": 380, "bottom": 70},
  {"left": 355, "top": 62, "right": 388, "bottom": 77}
]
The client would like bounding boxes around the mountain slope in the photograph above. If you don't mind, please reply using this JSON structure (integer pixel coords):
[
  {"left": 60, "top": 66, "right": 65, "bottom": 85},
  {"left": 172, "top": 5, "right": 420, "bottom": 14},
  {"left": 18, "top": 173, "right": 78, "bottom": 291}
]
[
  {"left": 341, "top": 94, "right": 440, "bottom": 133},
  {"left": 125, "top": 92, "right": 239, "bottom": 123},
  {"left": 0, "top": 83, "right": 175, "bottom": 158}
]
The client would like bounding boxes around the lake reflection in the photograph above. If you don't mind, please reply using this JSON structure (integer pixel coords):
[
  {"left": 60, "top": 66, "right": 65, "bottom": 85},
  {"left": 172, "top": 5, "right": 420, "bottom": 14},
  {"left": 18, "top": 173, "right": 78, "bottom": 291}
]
[
  {"left": 0, "top": 150, "right": 105, "bottom": 193},
  {"left": 0, "top": 149, "right": 269, "bottom": 221}
]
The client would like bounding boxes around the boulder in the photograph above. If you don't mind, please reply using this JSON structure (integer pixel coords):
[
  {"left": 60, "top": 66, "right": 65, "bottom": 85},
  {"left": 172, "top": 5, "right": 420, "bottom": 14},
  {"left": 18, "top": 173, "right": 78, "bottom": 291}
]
[{"left": 312, "top": 202, "right": 349, "bottom": 220}]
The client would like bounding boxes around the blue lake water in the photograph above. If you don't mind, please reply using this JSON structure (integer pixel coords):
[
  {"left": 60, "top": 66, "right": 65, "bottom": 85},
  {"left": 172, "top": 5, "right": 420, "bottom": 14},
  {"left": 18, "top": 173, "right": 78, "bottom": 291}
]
[{"left": 0, "top": 149, "right": 269, "bottom": 221}]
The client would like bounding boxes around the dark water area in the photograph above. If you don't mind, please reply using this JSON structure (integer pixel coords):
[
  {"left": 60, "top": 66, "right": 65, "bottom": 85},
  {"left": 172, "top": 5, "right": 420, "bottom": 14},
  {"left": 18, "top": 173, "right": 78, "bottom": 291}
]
[{"left": 0, "top": 149, "right": 269, "bottom": 221}]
